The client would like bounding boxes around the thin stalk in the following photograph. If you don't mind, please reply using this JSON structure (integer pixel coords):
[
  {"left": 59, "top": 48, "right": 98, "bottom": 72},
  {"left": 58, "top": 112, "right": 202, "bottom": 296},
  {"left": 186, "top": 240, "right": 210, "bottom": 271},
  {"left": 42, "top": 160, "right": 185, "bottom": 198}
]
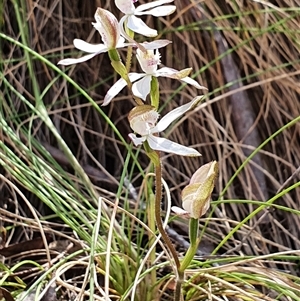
[
  {"left": 174, "top": 271, "right": 184, "bottom": 301},
  {"left": 122, "top": 23, "right": 144, "bottom": 106},
  {"left": 179, "top": 218, "right": 199, "bottom": 272},
  {"left": 124, "top": 45, "right": 144, "bottom": 105},
  {"left": 147, "top": 192, "right": 157, "bottom": 301},
  {"left": 126, "top": 45, "right": 133, "bottom": 72},
  {"left": 174, "top": 218, "right": 200, "bottom": 301},
  {"left": 154, "top": 156, "right": 181, "bottom": 300},
  {"left": 154, "top": 160, "right": 180, "bottom": 268},
  {"left": 125, "top": 26, "right": 134, "bottom": 72}
]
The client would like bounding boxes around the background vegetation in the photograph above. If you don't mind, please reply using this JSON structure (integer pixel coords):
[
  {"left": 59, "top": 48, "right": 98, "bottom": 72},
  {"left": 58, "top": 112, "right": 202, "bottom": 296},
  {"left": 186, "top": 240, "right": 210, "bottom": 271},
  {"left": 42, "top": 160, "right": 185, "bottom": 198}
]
[{"left": 0, "top": 0, "right": 299, "bottom": 300}]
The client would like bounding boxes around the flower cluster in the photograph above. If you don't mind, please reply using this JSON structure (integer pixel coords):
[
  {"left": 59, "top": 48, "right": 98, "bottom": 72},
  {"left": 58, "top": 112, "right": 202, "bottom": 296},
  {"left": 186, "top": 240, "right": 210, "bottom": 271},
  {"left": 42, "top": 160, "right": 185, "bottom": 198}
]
[{"left": 58, "top": 0, "right": 217, "bottom": 219}]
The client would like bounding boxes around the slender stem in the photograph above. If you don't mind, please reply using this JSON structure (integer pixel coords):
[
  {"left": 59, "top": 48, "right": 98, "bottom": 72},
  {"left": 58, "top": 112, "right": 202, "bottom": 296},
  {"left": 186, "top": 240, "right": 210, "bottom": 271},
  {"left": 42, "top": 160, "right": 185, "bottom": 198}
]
[
  {"left": 175, "top": 218, "right": 199, "bottom": 300},
  {"left": 126, "top": 45, "right": 133, "bottom": 72},
  {"left": 154, "top": 158, "right": 180, "bottom": 269},
  {"left": 147, "top": 191, "right": 157, "bottom": 301},
  {"left": 174, "top": 270, "right": 184, "bottom": 301},
  {"left": 179, "top": 218, "right": 199, "bottom": 272},
  {"left": 123, "top": 24, "right": 143, "bottom": 106},
  {"left": 154, "top": 156, "right": 182, "bottom": 301}
]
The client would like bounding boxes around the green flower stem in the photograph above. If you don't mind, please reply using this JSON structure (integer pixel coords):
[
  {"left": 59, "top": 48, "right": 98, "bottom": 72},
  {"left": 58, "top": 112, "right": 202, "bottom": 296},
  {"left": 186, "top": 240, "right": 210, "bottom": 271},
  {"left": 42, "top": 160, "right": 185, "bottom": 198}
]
[
  {"left": 179, "top": 218, "right": 199, "bottom": 272},
  {"left": 174, "top": 218, "right": 199, "bottom": 301}
]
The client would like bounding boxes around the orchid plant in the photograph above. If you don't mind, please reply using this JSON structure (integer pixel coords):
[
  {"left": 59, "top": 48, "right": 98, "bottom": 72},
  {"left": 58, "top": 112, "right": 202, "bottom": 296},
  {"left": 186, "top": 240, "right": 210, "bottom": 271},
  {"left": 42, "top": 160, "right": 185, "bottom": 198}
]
[{"left": 58, "top": 1, "right": 217, "bottom": 300}]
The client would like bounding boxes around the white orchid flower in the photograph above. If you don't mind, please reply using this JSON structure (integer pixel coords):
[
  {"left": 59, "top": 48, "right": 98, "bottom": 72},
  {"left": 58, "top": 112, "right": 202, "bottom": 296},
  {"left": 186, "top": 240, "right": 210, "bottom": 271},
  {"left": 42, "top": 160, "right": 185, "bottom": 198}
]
[
  {"left": 128, "top": 97, "right": 202, "bottom": 156},
  {"left": 58, "top": 7, "right": 171, "bottom": 66},
  {"left": 115, "top": 0, "right": 176, "bottom": 37},
  {"left": 58, "top": 8, "right": 128, "bottom": 66},
  {"left": 103, "top": 48, "right": 207, "bottom": 105}
]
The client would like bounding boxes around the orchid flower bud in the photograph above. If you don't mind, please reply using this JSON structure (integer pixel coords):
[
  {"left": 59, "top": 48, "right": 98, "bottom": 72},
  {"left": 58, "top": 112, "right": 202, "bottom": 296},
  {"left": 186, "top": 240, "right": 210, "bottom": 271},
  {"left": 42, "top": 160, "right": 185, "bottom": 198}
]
[{"left": 178, "top": 161, "right": 218, "bottom": 219}]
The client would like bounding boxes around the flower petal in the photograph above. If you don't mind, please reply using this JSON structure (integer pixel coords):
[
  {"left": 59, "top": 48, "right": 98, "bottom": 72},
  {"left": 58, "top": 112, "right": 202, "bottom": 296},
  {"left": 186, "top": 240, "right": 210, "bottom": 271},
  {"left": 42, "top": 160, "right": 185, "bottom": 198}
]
[
  {"left": 155, "top": 66, "right": 182, "bottom": 78},
  {"left": 129, "top": 72, "right": 149, "bottom": 82},
  {"left": 156, "top": 67, "right": 207, "bottom": 89},
  {"left": 119, "top": 16, "right": 147, "bottom": 52},
  {"left": 147, "top": 135, "right": 201, "bottom": 156},
  {"left": 171, "top": 206, "right": 190, "bottom": 218},
  {"left": 102, "top": 72, "right": 145, "bottom": 106},
  {"left": 152, "top": 96, "right": 203, "bottom": 133},
  {"left": 180, "top": 76, "right": 207, "bottom": 90},
  {"left": 116, "top": 37, "right": 135, "bottom": 48},
  {"left": 158, "top": 67, "right": 193, "bottom": 79},
  {"left": 102, "top": 77, "right": 128, "bottom": 106},
  {"left": 73, "top": 39, "right": 107, "bottom": 53},
  {"left": 132, "top": 75, "right": 152, "bottom": 100},
  {"left": 142, "top": 39, "right": 172, "bottom": 50},
  {"left": 136, "top": 49, "right": 160, "bottom": 74},
  {"left": 136, "top": 6, "right": 176, "bottom": 17},
  {"left": 182, "top": 161, "right": 218, "bottom": 219},
  {"left": 182, "top": 179, "right": 213, "bottom": 219},
  {"left": 155, "top": 67, "right": 194, "bottom": 80},
  {"left": 115, "top": 0, "right": 135, "bottom": 14},
  {"left": 58, "top": 52, "right": 101, "bottom": 66},
  {"left": 129, "top": 105, "right": 159, "bottom": 135},
  {"left": 127, "top": 15, "right": 157, "bottom": 37},
  {"left": 182, "top": 193, "right": 211, "bottom": 219},
  {"left": 128, "top": 133, "right": 147, "bottom": 146},
  {"left": 135, "top": 0, "right": 174, "bottom": 12}
]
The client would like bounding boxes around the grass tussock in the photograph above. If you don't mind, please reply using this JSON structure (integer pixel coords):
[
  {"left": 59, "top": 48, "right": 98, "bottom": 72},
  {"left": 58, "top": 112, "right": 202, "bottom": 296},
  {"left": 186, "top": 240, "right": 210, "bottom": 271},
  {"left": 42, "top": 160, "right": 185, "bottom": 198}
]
[{"left": 0, "top": 0, "right": 300, "bottom": 300}]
